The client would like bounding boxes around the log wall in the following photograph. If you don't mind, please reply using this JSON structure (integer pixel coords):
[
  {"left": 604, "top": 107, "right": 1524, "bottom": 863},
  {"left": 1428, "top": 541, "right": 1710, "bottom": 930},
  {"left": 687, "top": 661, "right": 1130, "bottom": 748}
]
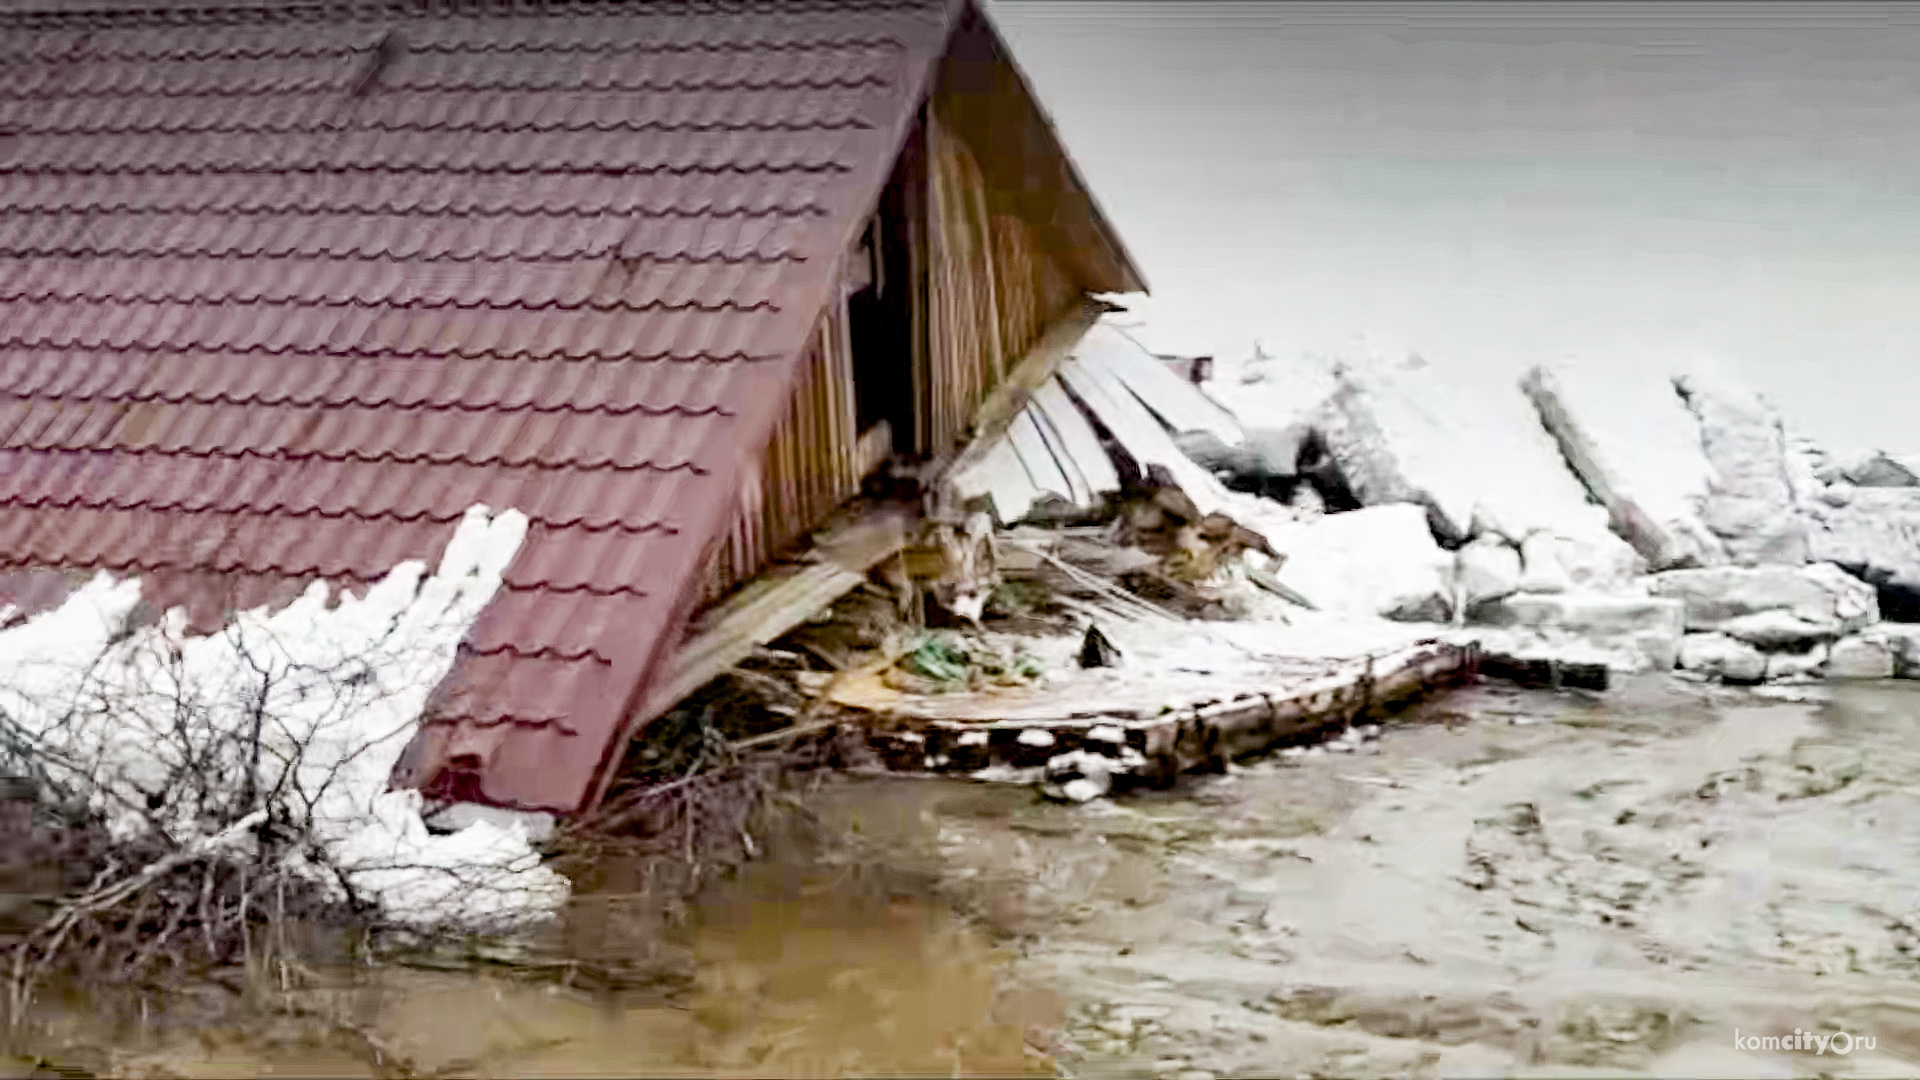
[
  {"left": 917, "top": 100, "right": 1081, "bottom": 458},
  {"left": 697, "top": 98, "right": 1087, "bottom": 602},
  {"left": 698, "top": 286, "right": 862, "bottom": 606}
]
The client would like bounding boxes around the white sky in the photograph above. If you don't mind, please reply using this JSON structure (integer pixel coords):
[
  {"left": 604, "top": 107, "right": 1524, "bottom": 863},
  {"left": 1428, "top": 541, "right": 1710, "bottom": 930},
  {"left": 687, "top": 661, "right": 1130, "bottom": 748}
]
[{"left": 988, "top": 1, "right": 1920, "bottom": 455}]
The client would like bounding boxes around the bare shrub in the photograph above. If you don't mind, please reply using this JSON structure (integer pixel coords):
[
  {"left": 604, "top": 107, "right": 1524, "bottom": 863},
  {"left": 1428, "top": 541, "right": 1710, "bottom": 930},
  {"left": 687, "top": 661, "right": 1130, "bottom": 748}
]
[{"left": 0, "top": 509, "right": 564, "bottom": 1038}]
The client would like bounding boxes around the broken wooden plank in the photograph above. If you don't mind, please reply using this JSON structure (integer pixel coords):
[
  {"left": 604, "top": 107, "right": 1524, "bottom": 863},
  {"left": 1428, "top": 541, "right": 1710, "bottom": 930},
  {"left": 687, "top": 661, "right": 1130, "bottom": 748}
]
[
  {"left": 1078, "top": 323, "right": 1245, "bottom": 444},
  {"left": 952, "top": 438, "right": 1043, "bottom": 525},
  {"left": 936, "top": 297, "right": 1107, "bottom": 495},
  {"left": 1024, "top": 402, "right": 1095, "bottom": 508},
  {"left": 1006, "top": 407, "right": 1076, "bottom": 506},
  {"left": 855, "top": 421, "right": 893, "bottom": 480},
  {"left": 1246, "top": 561, "right": 1318, "bottom": 610},
  {"left": 642, "top": 505, "right": 915, "bottom": 718},
  {"left": 1031, "top": 377, "right": 1120, "bottom": 496},
  {"left": 1057, "top": 353, "right": 1232, "bottom": 514}
]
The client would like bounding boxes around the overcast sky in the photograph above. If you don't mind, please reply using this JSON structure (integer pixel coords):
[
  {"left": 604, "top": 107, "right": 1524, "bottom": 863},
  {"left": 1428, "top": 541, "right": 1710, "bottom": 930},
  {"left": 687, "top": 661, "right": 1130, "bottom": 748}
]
[{"left": 988, "top": 1, "right": 1920, "bottom": 455}]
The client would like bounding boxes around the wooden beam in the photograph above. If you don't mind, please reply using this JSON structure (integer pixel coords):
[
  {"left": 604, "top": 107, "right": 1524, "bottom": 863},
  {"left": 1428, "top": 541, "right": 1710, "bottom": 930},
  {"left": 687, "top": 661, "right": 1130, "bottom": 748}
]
[
  {"left": 640, "top": 504, "right": 916, "bottom": 719},
  {"left": 933, "top": 295, "right": 1104, "bottom": 496},
  {"left": 855, "top": 421, "right": 893, "bottom": 480}
]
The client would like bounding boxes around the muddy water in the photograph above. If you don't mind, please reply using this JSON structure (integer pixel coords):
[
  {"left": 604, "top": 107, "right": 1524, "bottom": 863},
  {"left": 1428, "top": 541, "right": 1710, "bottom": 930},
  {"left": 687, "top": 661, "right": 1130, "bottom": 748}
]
[
  {"left": 14, "top": 676, "right": 1920, "bottom": 1078},
  {"left": 4, "top": 859, "right": 1046, "bottom": 1079}
]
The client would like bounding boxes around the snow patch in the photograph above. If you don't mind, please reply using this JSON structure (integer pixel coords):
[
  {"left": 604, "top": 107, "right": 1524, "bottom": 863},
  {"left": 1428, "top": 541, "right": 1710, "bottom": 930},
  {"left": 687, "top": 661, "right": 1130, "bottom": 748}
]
[
  {"left": 1255, "top": 504, "right": 1454, "bottom": 622},
  {"left": 1528, "top": 359, "right": 1724, "bottom": 568},
  {"left": 0, "top": 504, "right": 568, "bottom": 931}
]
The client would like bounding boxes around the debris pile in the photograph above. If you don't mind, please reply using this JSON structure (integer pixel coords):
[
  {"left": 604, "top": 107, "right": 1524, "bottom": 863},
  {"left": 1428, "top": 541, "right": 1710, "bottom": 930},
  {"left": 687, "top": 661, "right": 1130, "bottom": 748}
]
[
  {"left": 619, "top": 315, "right": 1920, "bottom": 813},
  {"left": 887, "top": 632, "right": 1044, "bottom": 693},
  {"left": 1182, "top": 336, "right": 1920, "bottom": 684},
  {"left": 992, "top": 320, "right": 1920, "bottom": 691}
]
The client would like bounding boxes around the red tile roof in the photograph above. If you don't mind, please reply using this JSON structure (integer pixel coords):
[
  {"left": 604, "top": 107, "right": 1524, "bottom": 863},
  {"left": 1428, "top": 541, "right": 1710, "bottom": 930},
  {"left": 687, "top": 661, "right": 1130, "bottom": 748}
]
[{"left": 0, "top": 0, "right": 961, "bottom": 813}]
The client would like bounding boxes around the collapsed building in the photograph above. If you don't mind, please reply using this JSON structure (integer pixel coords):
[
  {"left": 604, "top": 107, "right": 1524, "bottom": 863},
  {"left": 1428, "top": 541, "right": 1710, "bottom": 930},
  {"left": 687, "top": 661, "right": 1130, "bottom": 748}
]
[
  {"left": 0, "top": 0, "right": 1159, "bottom": 818},
  {"left": 0, "top": 0, "right": 1905, "bottom": 844}
]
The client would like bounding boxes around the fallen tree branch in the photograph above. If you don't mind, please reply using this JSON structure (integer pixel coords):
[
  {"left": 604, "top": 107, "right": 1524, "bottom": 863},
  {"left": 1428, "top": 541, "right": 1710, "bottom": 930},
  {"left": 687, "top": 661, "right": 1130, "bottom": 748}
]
[
  {"left": 8, "top": 808, "right": 268, "bottom": 1026},
  {"left": 59, "top": 810, "right": 267, "bottom": 926}
]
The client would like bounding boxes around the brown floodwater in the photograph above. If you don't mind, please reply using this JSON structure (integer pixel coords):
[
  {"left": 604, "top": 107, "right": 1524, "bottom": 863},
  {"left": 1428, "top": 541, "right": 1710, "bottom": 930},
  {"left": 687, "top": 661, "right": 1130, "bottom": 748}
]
[{"left": 13, "top": 675, "right": 1920, "bottom": 1079}]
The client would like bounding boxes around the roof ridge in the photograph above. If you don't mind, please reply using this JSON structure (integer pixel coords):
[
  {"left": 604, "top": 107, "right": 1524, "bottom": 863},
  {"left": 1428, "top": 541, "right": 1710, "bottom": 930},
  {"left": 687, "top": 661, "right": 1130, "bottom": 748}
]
[{"left": 0, "top": 0, "right": 937, "bottom": 25}]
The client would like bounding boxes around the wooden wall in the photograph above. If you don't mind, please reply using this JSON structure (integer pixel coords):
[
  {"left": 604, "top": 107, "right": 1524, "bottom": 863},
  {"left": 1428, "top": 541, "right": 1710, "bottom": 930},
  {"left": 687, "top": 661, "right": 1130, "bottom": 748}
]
[
  {"left": 697, "top": 284, "right": 862, "bottom": 606},
  {"left": 695, "top": 96, "right": 1088, "bottom": 604},
  {"left": 916, "top": 99, "right": 1081, "bottom": 458}
]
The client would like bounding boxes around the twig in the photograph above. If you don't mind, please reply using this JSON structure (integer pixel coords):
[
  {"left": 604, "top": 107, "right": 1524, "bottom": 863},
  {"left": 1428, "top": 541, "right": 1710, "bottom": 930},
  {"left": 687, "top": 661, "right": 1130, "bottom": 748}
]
[
  {"left": 1007, "top": 539, "right": 1270, "bottom": 660},
  {"left": 52, "top": 810, "right": 266, "bottom": 930},
  {"left": 1336, "top": 774, "right": 1402, "bottom": 789},
  {"left": 727, "top": 715, "right": 847, "bottom": 753},
  {"left": 1007, "top": 540, "right": 1180, "bottom": 623},
  {"left": 9, "top": 809, "right": 266, "bottom": 1025},
  {"left": 200, "top": 861, "right": 218, "bottom": 961}
]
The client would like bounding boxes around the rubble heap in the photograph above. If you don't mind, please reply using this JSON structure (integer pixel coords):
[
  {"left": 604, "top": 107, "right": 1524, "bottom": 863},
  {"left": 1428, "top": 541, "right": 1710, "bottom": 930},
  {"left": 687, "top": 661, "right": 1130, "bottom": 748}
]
[{"left": 1172, "top": 330, "right": 1917, "bottom": 688}]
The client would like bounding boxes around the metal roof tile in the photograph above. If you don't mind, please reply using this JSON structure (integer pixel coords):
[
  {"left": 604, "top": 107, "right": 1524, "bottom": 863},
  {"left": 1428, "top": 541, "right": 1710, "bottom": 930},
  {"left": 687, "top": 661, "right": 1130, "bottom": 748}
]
[
  {"left": 464, "top": 589, "right": 651, "bottom": 663},
  {"left": 0, "top": 510, "right": 39, "bottom": 564},
  {"left": 503, "top": 526, "right": 678, "bottom": 595},
  {"left": 13, "top": 399, "right": 96, "bottom": 449},
  {"left": 425, "top": 650, "right": 613, "bottom": 729},
  {"left": 0, "top": 352, "right": 70, "bottom": 397},
  {"left": 0, "top": 0, "right": 961, "bottom": 814}
]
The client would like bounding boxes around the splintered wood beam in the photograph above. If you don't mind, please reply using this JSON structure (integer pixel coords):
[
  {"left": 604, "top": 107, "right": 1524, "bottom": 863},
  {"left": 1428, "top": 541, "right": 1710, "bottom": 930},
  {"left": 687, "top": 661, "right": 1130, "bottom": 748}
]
[
  {"left": 640, "top": 504, "right": 917, "bottom": 719},
  {"left": 937, "top": 296, "right": 1106, "bottom": 489},
  {"left": 855, "top": 421, "right": 894, "bottom": 480}
]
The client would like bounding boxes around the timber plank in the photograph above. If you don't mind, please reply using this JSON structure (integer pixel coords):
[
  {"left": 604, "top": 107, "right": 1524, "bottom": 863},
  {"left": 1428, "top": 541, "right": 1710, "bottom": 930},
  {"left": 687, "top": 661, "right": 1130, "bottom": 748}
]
[{"left": 642, "top": 506, "right": 915, "bottom": 717}]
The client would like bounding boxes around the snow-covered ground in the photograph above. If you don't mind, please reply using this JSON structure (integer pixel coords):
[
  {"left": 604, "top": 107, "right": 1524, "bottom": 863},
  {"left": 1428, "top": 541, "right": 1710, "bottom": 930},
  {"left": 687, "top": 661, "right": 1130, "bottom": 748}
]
[{"left": 1183, "top": 335, "right": 1920, "bottom": 686}]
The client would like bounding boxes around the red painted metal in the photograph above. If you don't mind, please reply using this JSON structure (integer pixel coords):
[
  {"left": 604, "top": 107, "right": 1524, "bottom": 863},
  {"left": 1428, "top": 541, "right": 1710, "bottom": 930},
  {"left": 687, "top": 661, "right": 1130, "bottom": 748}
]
[{"left": 0, "top": 0, "right": 959, "bottom": 813}]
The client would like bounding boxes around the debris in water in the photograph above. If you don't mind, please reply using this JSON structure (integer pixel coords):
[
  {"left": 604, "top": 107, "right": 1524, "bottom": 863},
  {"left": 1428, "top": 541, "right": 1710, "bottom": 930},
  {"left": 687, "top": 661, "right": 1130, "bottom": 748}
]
[{"left": 1080, "top": 623, "right": 1123, "bottom": 668}]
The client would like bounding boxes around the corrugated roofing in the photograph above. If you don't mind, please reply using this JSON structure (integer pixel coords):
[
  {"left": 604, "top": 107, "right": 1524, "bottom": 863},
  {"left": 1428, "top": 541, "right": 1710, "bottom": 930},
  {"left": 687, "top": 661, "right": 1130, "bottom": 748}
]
[{"left": 0, "top": 0, "right": 961, "bottom": 813}]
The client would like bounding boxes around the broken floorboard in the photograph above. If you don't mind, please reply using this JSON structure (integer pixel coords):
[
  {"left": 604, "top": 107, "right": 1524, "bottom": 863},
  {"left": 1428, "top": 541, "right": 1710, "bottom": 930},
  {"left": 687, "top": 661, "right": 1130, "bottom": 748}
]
[
  {"left": 1476, "top": 651, "right": 1610, "bottom": 692},
  {"left": 841, "top": 639, "right": 1475, "bottom": 790},
  {"left": 641, "top": 503, "right": 918, "bottom": 721}
]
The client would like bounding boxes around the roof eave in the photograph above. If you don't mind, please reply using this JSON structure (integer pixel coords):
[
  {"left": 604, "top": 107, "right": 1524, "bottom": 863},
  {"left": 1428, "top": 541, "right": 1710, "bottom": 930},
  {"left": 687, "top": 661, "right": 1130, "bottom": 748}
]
[{"left": 964, "top": 0, "right": 1148, "bottom": 296}]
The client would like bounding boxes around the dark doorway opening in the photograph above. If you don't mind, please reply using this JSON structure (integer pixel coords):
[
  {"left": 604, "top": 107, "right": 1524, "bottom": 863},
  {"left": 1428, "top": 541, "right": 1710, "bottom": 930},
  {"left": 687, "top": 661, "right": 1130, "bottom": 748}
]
[{"left": 846, "top": 139, "right": 920, "bottom": 463}]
